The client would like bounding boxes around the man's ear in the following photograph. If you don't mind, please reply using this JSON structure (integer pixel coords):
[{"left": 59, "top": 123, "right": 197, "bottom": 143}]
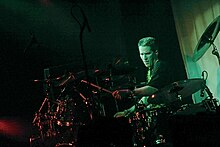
[{"left": 155, "top": 50, "right": 159, "bottom": 55}]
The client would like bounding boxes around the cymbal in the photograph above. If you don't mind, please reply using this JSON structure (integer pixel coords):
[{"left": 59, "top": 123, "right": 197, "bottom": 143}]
[
  {"left": 107, "top": 57, "right": 137, "bottom": 75},
  {"left": 90, "top": 65, "right": 136, "bottom": 77},
  {"left": 148, "top": 78, "right": 205, "bottom": 105},
  {"left": 57, "top": 69, "right": 103, "bottom": 87},
  {"left": 192, "top": 15, "right": 220, "bottom": 62}
]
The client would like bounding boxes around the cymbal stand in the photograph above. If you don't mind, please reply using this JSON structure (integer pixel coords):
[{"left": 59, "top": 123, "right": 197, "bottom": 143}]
[
  {"left": 73, "top": 85, "right": 93, "bottom": 120},
  {"left": 81, "top": 80, "right": 108, "bottom": 117},
  {"left": 169, "top": 83, "right": 183, "bottom": 103},
  {"left": 32, "top": 79, "right": 56, "bottom": 141},
  {"left": 32, "top": 96, "right": 48, "bottom": 141},
  {"left": 108, "top": 64, "right": 119, "bottom": 112},
  {"left": 167, "top": 83, "right": 185, "bottom": 113},
  {"left": 199, "top": 70, "right": 219, "bottom": 112},
  {"left": 211, "top": 43, "right": 220, "bottom": 65},
  {"left": 202, "top": 83, "right": 219, "bottom": 112}
]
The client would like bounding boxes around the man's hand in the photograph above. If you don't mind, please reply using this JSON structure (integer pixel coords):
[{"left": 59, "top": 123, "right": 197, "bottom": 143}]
[
  {"left": 114, "top": 111, "right": 126, "bottom": 118},
  {"left": 112, "top": 89, "right": 134, "bottom": 100}
]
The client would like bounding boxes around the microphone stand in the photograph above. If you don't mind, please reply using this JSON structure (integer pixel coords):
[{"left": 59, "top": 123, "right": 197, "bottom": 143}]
[{"left": 77, "top": 6, "right": 93, "bottom": 121}]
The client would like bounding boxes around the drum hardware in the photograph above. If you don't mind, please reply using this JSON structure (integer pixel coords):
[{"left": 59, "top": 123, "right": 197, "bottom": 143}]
[
  {"left": 202, "top": 98, "right": 219, "bottom": 112},
  {"left": 31, "top": 76, "right": 63, "bottom": 143},
  {"left": 173, "top": 76, "right": 219, "bottom": 115},
  {"left": 199, "top": 70, "right": 219, "bottom": 112},
  {"left": 200, "top": 81, "right": 219, "bottom": 112},
  {"left": 58, "top": 72, "right": 76, "bottom": 87},
  {"left": 55, "top": 86, "right": 92, "bottom": 127},
  {"left": 81, "top": 79, "right": 112, "bottom": 94},
  {"left": 74, "top": 86, "right": 94, "bottom": 121},
  {"left": 32, "top": 97, "right": 52, "bottom": 137},
  {"left": 81, "top": 79, "right": 113, "bottom": 115},
  {"left": 55, "top": 97, "right": 75, "bottom": 127}
]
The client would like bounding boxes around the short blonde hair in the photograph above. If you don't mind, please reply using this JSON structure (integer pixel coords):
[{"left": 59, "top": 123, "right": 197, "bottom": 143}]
[{"left": 138, "top": 37, "right": 158, "bottom": 52}]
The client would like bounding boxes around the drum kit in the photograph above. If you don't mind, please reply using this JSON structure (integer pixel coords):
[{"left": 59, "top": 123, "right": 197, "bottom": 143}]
[
  {"left": 30, "top": 69, "right": 219, "bottom": 146},
  {"left": 29, "top": 60, "right": 138, "bottom": 146},
  {"left": 30, "top": 16, "right": 220, "bottom": 147}
]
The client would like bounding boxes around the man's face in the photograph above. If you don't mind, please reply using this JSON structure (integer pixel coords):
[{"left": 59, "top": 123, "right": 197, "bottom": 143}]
[{"left": 139, "top": 46, "right": 156, "bottom": 69}]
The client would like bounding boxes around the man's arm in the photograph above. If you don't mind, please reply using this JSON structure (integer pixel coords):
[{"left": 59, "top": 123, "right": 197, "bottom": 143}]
[
  {"left": 133, "top": 85, "right": 158, "bottom": 96},
  {"left": 114, "top": 85, "right": 158, "bottom": 117}
]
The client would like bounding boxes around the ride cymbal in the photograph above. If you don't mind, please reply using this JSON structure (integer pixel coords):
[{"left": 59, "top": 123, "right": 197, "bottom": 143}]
[{"left": 148, "top": 78, "right": 205, "bottom": 105}]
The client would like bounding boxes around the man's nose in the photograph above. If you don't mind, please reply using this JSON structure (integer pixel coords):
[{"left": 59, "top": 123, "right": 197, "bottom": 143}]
[{"left": 143, "top": 54, "right": 148, "bottom": 59}]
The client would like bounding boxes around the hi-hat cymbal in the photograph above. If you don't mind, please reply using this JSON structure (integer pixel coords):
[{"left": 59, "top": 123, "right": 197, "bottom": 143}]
[
  {"left": 148, "top": 78, "right": 205, "bottom": 105},
  {"left": 192, "top": 15, "right": 220, "bottom": 62}
]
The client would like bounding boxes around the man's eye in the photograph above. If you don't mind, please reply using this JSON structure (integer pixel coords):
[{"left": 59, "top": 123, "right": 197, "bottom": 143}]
[{"left": 141, "top": 53, "right": 149, "bottom": 55}]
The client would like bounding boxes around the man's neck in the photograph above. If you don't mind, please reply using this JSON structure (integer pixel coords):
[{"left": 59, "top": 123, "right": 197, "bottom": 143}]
[{"left": 149, "top": 59, "right": 159, "bottom": 70}]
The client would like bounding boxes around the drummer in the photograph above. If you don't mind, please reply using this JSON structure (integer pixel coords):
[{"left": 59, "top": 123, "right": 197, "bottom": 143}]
[
  {"left": 112, "top": 36, "right": 176, "bottom": 145},
  {"left": 113, "top": 36, "right": 176, "bottom": 116}
]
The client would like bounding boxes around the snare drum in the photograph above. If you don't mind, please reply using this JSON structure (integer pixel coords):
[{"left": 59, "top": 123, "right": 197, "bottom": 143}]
[{"left": 129, "top": 104, "right": 168, "bottom": 146}]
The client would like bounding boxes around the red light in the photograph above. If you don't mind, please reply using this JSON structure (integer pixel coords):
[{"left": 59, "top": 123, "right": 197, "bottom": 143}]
[{"left": 0, "top": 117, "right": 31, "bottom": 140}]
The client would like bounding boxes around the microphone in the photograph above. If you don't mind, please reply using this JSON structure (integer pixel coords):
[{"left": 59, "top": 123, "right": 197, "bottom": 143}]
[{"left": 80, "top": 8, "right": 91, "bottom": 32}]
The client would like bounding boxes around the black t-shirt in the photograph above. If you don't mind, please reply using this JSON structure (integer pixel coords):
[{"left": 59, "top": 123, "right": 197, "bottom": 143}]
[{"left": 147, "top": 60, "right": 175, "bottom": 90}]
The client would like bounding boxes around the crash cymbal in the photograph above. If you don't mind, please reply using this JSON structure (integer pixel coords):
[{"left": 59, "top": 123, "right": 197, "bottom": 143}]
[
  {"left": 148, "top": 78, "right": 205, "bottom": 105},
  {"left": 192, "top": 15, "right": 220, "bottom": 62}
]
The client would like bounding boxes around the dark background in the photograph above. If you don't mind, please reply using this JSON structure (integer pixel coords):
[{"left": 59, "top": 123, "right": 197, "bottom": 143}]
[{"left": 0, "top": 0, "right": 186, "bottom": 120}]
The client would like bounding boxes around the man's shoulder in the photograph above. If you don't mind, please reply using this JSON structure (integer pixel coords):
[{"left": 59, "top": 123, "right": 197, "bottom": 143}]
[
  {"left": 156, "top": 60, "right": 173, "bottom": 71},
  {"left": 158, "top": 60, "right": 170, "bottom": 66}
]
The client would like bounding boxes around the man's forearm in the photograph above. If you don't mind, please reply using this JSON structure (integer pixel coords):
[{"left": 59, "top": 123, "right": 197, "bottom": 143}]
[{"left": 133, "top": 85, "right": 158, "bottom": 96}]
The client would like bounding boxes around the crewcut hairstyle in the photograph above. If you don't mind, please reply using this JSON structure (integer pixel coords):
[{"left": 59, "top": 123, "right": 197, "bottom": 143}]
[{"left": 138, "top": 37, "right": 158, "bottom": 52}]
